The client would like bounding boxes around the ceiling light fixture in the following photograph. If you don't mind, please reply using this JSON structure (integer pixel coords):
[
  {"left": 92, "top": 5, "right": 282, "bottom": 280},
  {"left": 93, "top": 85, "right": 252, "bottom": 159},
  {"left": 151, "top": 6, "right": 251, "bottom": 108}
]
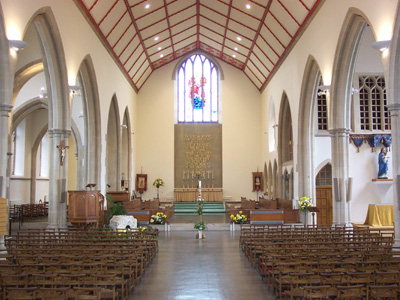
[
  {"left": 69, "top": 85, "right": 81, "bottom": 96},
  {"left": 234, "top": 47, "right": 238, "bottom": 51},
  {"left": 154, "top": 36, "right": 159, "bottom": 41},
  {"left": 39, "top": 87, "right": 47, "bottom": 99},
  {"left": 9, "top": 39, "right": 27, "bottom": 51},
  {"left": 317, "top": 85, "right": 330, "bottom": 96},
  {"left": 232, "top": 54, "right": 236, "bottom": 58},
  {"left": 372, "top": 40, "right": 390, "bottom": 52},
  {"left": 245, "top": 4, "right": 251, "bottom": 9},
  {"left": 144, "top": 4, "right": 150, "bottom": 9},
  {"left": 160, "top": 54, "right": 164, "bottom": 58},
  {"left": 236, "top": 36, "right": 242, "bottom": 41},
  {"left": 158, "top": 47, "right": 162, "bottom": 50}
]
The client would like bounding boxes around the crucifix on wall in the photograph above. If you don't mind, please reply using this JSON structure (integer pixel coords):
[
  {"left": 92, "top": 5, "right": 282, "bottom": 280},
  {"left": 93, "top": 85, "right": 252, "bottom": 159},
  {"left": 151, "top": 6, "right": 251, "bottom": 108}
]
[{"left": 57, "top": 140, "right": 69, "bottom": 166}]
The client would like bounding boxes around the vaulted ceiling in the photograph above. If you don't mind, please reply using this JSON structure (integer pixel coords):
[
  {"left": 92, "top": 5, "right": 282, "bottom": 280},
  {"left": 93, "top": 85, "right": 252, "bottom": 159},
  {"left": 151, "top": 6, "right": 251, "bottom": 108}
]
[{"left": 76, "top": 0, "right": 322, "bottom": 92}]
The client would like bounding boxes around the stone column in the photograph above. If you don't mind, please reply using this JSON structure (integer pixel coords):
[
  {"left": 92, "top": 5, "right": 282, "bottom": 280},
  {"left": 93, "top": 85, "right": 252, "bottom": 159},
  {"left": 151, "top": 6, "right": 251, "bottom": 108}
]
[
  {"left": 329, "top": 128, "right": 351, "bottom": 225},
  {"left": 387, "top": 104, "right": 400, "bottom": 246},
  {"left": 0, "top": 104, "right": 12, "bottom": 199},
  {"left": 47, "top": 129, "right": 70, "bottom": 229}
]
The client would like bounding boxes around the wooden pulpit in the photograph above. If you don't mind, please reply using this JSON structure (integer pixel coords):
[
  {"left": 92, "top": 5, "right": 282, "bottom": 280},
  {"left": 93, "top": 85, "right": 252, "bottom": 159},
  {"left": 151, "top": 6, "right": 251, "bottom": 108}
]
[{"left": 68, "top": 190, "right": 101, "bottom": 228}]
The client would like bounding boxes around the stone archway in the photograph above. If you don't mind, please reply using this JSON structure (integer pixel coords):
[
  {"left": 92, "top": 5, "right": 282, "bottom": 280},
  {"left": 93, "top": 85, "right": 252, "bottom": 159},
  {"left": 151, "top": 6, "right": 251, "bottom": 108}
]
[
  {"left": 297, "top": 56, "right": 321, "bottom": 201},
  {"left": 77, "top": 56, "right": 101, "bottom": 189},
  {"left": 0, "top": 2, "right": 12, "bottom": 199},
  {"left": 106, "top": 95, "right": 121, "bottom": 191},
  {"left": 387, "top": 3, "right": 400, "bottom": 247},
  {"left": 25, "top": 8, "right": 70, "bottom": 228},
  {"left": 329, "top": 9, "right": 371, "bottom": 225},
  {"left": 121, "top": 108, "right": 132, "bottom": 193}
]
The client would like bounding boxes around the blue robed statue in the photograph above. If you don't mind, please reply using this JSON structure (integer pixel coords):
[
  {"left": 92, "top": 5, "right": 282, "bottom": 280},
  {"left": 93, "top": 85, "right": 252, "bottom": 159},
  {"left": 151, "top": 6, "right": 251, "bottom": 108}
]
[{"left": 378, "top": 148, "right": 389, "bottom": 179}]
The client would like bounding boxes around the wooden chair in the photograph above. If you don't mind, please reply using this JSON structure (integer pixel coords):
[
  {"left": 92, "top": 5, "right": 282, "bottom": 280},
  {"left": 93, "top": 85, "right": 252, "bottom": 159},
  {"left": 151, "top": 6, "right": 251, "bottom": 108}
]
[
  {"left": 303, "top": 285, "right": 331, "bottom": 299},
  {"left": 336, "top": 284, "right": 365, "bottom": 300},
  {"left": 368, "top": 284, "right": 398, "bottom": 299},
  {"left": 35, "top": 287, "right": 69, "bottom": 300},
  {"left": 4, "top": 287, "right": 37, "bottom": 300}
]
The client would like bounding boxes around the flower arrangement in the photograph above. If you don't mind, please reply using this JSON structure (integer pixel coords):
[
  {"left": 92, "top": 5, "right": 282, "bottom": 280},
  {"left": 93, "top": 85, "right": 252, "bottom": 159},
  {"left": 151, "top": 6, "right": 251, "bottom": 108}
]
[
  {"left": 150, "top": 212, "right": 167, "bottom": 224},
  {"left": 299, "top": 196, "right": 312, "bottom": 212},
  {"left": 153, "top": 178, "right": 165, "bottom": 188},
  {"left": 194, "top": 220, "right": 207, "bottom": 231},
  {"left": 230, "top": 211, "right": 247, "bottom": 224}
]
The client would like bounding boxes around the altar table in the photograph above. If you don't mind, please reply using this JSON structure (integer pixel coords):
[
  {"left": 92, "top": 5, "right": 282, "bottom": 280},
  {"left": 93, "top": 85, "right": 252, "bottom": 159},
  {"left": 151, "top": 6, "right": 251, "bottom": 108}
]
[
  {"left": 364, "top": 204, "right": 394, "bottom": 226},
  {"left": 174, "top": 188, "right": 222, "bottom": 202}
]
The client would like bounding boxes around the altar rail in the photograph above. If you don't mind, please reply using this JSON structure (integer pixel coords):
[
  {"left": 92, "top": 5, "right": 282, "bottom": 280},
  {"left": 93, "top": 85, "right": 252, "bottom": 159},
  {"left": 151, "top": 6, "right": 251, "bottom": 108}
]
[{"left": 174, "top": 188, "right": 223, "bottom": 202}]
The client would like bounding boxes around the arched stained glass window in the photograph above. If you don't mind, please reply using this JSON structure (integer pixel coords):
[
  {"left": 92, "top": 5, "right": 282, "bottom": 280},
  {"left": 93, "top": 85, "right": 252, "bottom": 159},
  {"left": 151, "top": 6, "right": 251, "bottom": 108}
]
[{"left": 177, "top": 54, "right": 218, "bottom": 123}]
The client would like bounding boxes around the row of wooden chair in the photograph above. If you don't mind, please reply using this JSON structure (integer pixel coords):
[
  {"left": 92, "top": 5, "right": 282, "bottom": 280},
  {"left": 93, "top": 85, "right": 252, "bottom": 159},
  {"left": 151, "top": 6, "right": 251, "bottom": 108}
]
[{"left": 1, "top": 227, "right": 159, "bottom": 300}]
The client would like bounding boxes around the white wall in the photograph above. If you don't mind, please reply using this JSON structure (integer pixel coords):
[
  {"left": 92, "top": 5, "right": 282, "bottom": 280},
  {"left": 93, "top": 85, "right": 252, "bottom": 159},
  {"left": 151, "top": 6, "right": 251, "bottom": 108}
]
[
  {"left": 137, "top": 58, "right": 261, "bottom": 201},
  {"left": 261, "top": 0, "right": 398, "bottom": 222}
]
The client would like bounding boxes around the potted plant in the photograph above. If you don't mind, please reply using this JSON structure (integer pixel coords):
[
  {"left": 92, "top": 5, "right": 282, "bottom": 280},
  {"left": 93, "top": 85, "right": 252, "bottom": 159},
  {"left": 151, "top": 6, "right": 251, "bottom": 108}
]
[
  {"left": 105, "top": 195, "right": 127, "bottom": 225},
  {"left": 194, "top": 220, "right": 207, "bottom": 239}
]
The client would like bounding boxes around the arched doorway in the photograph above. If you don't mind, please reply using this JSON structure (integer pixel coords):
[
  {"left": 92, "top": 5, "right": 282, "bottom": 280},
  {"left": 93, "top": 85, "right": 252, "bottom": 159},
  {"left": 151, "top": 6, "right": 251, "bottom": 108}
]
[{"left": 315, "top": 163, "right": 333, "bottom": 226}]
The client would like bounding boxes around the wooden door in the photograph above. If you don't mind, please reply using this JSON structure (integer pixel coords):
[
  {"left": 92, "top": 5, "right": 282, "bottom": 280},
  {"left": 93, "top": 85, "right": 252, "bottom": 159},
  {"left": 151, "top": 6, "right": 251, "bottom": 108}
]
[{"left": 316, "top": 186, "right": 332, "bottom": 226}]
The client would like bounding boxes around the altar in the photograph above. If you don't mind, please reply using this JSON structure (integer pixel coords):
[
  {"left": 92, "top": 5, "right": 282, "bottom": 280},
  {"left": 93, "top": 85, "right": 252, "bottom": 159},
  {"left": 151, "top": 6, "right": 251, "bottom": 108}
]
[
  {"left": 364, "top": 204, "right": 394, "bottom": 227},
  {"left": 174, "top": 188, "right": 223, "bottom": 202}
]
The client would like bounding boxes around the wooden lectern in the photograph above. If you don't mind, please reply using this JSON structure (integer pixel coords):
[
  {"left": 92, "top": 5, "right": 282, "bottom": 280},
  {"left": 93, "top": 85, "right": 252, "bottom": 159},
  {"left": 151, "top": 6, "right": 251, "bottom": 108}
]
[{"left": 308, "top": 207, "right": 320, "bottom": 228}]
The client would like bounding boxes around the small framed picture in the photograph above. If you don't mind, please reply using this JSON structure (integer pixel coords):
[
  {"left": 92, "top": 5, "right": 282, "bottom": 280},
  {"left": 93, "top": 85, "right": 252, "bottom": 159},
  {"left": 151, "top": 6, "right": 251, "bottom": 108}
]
[
  {"left": 252, "top": 172, "right": 263, "bottom": 192},
  {"left": 136, "top": 174, "right": 147, "bottom": 194}
]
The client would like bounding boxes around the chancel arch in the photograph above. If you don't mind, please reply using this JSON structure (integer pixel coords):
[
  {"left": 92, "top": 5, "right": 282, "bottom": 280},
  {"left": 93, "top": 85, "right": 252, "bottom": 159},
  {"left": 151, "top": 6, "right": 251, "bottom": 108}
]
[{"left": 106, "top": 95, "right": 121, "bottom": 191}]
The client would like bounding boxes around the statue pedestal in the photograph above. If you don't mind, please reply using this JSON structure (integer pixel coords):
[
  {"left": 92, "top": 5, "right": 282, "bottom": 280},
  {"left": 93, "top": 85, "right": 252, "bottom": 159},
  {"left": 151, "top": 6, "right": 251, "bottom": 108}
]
[{"left": 372, "top": 179, "right": 393, "bottom": 203}]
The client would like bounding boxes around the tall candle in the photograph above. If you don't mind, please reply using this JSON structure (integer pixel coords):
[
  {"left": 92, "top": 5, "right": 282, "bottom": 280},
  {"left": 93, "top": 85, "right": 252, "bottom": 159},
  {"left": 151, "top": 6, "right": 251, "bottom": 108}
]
[{"left": 199, "top": 181, "right": 201, "bottom": 188}]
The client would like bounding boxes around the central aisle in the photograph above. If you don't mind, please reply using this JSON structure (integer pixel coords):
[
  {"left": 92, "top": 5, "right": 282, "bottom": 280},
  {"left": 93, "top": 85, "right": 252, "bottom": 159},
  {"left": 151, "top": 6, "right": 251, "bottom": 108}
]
[{"left": 130, "top": 231, "right": 275, "bottom": 300}]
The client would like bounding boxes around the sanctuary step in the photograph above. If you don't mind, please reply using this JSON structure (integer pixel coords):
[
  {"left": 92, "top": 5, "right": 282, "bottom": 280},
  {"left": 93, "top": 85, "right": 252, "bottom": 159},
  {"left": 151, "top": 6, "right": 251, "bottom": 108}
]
[{"left": 174, "top": 202, "right": 225, "bottom": 215}]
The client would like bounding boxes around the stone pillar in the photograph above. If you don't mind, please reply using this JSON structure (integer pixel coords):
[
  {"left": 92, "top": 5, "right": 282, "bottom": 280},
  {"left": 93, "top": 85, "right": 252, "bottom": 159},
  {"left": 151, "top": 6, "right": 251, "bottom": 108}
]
[
  {"left": 47, "top": 129, "right": 70, "bottom": 229},
  {"left": 387, "top": 104, "right": 400, "bottom": 246},
  {"left": 329, "top": 128, "right": 351, "bottom": 225},
  {"left": 0, "top": 104, "right": 12, "bottom": 199}
]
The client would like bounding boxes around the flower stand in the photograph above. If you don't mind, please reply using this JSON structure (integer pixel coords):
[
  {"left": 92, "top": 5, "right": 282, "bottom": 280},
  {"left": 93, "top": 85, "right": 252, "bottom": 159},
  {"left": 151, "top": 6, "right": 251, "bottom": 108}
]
[{"left": 196, "top": 230, "right": 205, "bottom": 239}]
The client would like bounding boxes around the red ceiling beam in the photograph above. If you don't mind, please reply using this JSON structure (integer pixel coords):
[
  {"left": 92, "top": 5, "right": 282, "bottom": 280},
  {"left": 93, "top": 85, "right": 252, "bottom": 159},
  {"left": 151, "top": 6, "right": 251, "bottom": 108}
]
[
  {"left": 243, "top": 0, "right": 272, "bottom": 70},
  {"left": 123, "top": 0, "right": 153, "bottom": 73},
  {"left": 277, "top": 0, "right": 300, "bottom": 26},
  {"left": 76, "top": 0, "right": 139, "bottom": 91},
  {"left": 98, "top": 0, "right": 119, "bottom": 27}
]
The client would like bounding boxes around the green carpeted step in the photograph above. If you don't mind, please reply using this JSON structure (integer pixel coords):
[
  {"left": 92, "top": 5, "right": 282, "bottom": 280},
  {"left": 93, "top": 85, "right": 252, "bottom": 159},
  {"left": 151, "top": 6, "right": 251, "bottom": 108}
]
[{"left": 174, "top": 202, "right": 225, "bottom": 215}]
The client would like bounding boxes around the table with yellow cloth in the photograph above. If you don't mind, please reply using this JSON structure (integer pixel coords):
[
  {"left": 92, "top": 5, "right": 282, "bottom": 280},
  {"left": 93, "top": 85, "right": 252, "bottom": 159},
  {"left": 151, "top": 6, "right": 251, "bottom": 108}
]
[{"left": 364, "top": 204, "right": 394, "bottom": 226}]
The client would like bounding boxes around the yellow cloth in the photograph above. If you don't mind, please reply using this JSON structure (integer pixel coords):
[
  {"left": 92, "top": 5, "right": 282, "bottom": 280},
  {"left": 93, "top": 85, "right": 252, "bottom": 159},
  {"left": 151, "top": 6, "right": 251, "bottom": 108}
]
[{"left": 364, "top": 204, "right": 394, "bottom": 226}]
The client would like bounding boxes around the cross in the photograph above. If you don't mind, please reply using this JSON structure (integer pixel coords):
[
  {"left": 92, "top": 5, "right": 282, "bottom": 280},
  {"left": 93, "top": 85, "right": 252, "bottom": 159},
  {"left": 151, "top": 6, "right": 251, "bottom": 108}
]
[{"left": 57, "top": 140, "right": 69, "bottom": 166}]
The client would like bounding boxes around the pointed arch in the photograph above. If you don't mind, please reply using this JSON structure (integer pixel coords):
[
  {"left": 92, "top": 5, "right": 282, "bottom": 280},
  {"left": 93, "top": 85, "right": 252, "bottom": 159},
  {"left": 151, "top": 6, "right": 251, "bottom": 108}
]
[
  {"left": 121, "top": 107, "right": 132, "bottom": 192},
  {"left": 28, "top": 7, "right": 70, "bottom": 130},
  {"left": 106, "top": 95, "right": 121, "bottom": 190},
  {"left": 268, "top": 97, "right": 276, "bottom": 152},
  {"left": 278, "top": 92, "right": 293, "bottom": 165},
  {"left": 388, "top": 0, "right": 400, "bottom": 247},
  {"left": 268, "top": 161, "right": 273, "bottom": 198},
  {"left": 77, "top": 55, "right": 101, "bottom": 187},
  {"left": 273, "top": 159, "right": 278, "bottom": 199},
  {"left": 330, "top": 8, "right": 372, "bottom": 225},
  {"left": 0, "top": 2, "right": 12, "bottom": 198},
  {"left": 297, "top": 55, "right": 321, "bottom": 200}
]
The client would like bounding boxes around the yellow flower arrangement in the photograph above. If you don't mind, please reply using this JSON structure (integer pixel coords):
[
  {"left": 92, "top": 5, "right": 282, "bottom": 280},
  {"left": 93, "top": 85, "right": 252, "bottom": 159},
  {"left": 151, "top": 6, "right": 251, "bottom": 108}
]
[
  {"left": 230, "top": 211, "right": 247, "bottom": 224},
  {"left": 153, "top": 178, "right": 165, "bottom": 188},
  {"left": 299, "top": 196, "right": 312, "bottom": 212},
  {"left": 150, "top": 212, "right": 167, "bottom": 224}
]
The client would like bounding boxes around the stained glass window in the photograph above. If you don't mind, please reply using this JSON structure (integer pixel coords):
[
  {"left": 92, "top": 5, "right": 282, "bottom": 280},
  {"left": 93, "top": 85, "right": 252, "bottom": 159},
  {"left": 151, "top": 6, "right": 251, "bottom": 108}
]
[{"left": 177, "top": 54, "right": 219, "bottom": 123}]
